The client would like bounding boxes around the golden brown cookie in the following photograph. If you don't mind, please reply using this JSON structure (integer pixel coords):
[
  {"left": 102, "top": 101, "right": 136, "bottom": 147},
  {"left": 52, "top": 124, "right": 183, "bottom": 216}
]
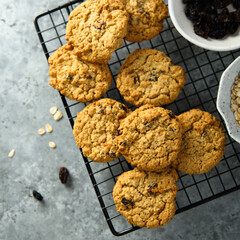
[
  {"left": 66, "top": 0, "right": 129, "bottom": 63},
  {"left": 116, "top": 49, "right": 186, "bottom": 107},
  {"left": 172, "top": 109, "right": 226, "bottom": 175},
  {"left": 48, "top": 44, "right": 112, "bottom": 102},
  {"left": 124, "top": 0, "right": 168, "bottom": 42},
  {"left": 113, "top": 167, "right": 179, "bottom": 228},
  {"left": 73, "top": 99, "right": 131, "bottom": 162},
  {"left": 114, "top": 105, "right": 182, "bottom": 171}
]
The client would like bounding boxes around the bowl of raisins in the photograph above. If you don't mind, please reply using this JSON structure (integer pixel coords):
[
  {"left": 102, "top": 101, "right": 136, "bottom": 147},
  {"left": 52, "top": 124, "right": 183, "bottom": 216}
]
[
  {"left": 168, "top": 0, "right": 240, "bottom": 51},
  {"left": 217, "top": 56, "right": 240, "bottom": 143}
]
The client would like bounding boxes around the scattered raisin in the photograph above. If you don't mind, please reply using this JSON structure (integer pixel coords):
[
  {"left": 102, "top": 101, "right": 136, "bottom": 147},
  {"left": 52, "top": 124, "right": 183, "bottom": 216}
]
[
  {"left": 120, "top": 140, "right": 127, "bottom": 146},
  {"left": 32, "top": 190, "right": 43, "bottom": 201},
  {"left": 118, "top": 104, "right": 128, "bottom": 111},
  {"left": 168, "top": 112, "right": 176, "bottom": 119},
  {"left": 121, "top": 197, "right": 132, "bottom": 206},
  {"left": 109, "top": 151, "right": 116, "bottom": 158},
  {"left": 67, "top": 74, "right": 74, "bottom": 80},
  {"left": 148, "top": 183, "right": 158, "bottom": 192},
  {"left": 144, "top": 12, "right": 150, "bottom": 20},
  {"left": 59, "top": 167, "right": 69, "bottom": 184},
  {"left": 133, "top": 75, "right": 140, "bottom": 84}
]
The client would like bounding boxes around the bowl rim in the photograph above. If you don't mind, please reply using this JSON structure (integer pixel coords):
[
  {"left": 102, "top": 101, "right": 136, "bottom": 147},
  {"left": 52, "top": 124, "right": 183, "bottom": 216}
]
[
  {"left": 217, "top": 56, "right": 240, "bottom": 143},
  {"left": 168, "top": 0, "right": 240, "bottom": 52}
]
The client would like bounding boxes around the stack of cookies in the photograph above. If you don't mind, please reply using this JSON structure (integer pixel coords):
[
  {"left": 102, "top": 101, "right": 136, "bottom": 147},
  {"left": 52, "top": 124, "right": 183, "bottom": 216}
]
[
  {"left": 73, "top": 100, "right": 226, "bottom": 228},
  {"left": 48, "top": 0, "right": 169, "bottom": 103}
]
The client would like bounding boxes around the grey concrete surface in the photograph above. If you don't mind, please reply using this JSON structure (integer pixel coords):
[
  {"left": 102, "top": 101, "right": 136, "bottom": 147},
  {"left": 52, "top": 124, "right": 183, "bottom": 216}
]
[{"left": 0, "top": 1, "right": 240, "bottom": 240}]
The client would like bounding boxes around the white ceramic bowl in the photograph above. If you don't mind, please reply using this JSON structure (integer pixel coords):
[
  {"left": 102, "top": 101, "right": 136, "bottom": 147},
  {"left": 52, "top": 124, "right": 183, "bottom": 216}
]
[
  {"left": 168, "top": 0, "right": 240, "bottom": 52},
  {"left": 217, "top": 56, "right": 240, "bottom": 143}
]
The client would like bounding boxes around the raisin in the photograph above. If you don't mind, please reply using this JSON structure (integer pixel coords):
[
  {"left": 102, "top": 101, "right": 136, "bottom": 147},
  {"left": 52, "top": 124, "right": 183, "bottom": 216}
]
[
  {"left": 148, "top": 183, "right": 158, "bottom": 192},
  {"left": 121, "top": 197, "right": 132, "bottom": 205},
  {"left": 168, "top": 112, "right": 176, "bottom": 119},
  {"left": 168, "top": 128, "right": 175, "bottom": 132},
  {"left": 185, "top": 1, "right": 206, "bottom": 21},
  {"left": 149, "top": 72, "right": 158, "bottom": 82},
  {"left": 120, "top": 140, "right": 127, "bottom": 146},
  {"left": 118, "top": 104, "right": 128, "bottom": 112},
  {"left": 99, "top": 108, "right": 105, "bottom": 114},
  {"left": 144, "top": 12, "right": 150, "bottom": 20},
  {"left": 233, "top": 0, "right": 240, "bottom": 9},
  {"left": 208, "top": 17, "right": 227, "bottom": 39},
  {"left": 194, "top": 13, "right": 212, "bottom": 39},
  {"left": 67, "top": 74, "right": 74, "bottom": 81},
  {"left": 109, "top": 151, "right": 116, "bottom": 158},
  {"left": 133, "top": 75, "right": 140, "bottom": 84},
  {"left": 93, "top": 21, "right": 106, "bottom": 30},
  {"left": 212, "top": 0, "right": 232, "bottom": 8},
  {"left": 32, "top": 190, "right": 43, "bottom": 201},
  {"left": 59, "top": 167, "right": 69, "bottom": 184}
]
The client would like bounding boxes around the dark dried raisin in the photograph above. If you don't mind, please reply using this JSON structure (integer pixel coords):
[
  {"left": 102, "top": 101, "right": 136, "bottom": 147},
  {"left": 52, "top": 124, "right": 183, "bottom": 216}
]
[
  {"left": 168, "top": 112, "right": 176, "bottom": 119},
  {"left": 133, "top": 75, "right": 140, "bottom": 84},
  {"left": 118, "top": 104, "right": 128, "bottom": 112},
  {"left": 212, "top": 0, "right": 232, "bottom": 8},
  {"left": 148, "top": 183, "right": 158, "bottom": 192},
  {"left": 121, "top": 197, "right": 132, "bottom": 205},
  {"left": 120, "top": 140, "right": 127, "bottom": 146},
  {"left": 109, "top": 151, "right": 116, "bottom": 158},
  {"left": 32, "top": 190, "right": 43, "bottom": 201},
  {"left": 233, "top": 0, "right": 240, "bottom": 9},
  {"left": 59, "top": 167, "right": 69, "bottom": 184}
]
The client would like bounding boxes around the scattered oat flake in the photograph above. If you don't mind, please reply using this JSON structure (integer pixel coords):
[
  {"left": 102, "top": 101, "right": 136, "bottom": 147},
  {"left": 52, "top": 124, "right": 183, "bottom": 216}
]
[
  {"left": 38, "top": 128, "right": 46, "bottom": 135},
  {"left": 54, "top": 110, "right": 63, "bottom": 121},
  {"left": 8, "top": 149, "right": 15, "bottom": 158},
  {"left": 45, "top": 123, "right": 53, "bottom": 133},
  {"left": 50, "top": 106, "right": 58, "bottom": 115},
  {"left": 49, "top": 141, "right": 56, "bottom": 149}
]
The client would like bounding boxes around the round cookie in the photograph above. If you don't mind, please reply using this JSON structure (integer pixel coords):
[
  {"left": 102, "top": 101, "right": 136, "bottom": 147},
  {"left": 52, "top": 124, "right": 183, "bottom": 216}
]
[
  {"left": 48, "top": 44, "right": 112, "bottom": 102},
  {"left": 73, "top": 99, "right": 131, "bottom": 162},
  {"left": 172, "top": 109, "right": 226, "bottom": 175},
  {"left": 124, "top": 0, "right": 168, "bottom": 42},
  {"left": 66, "top": 0, "right": 129, "bottom": 64},
  {"left": 113, "top": 167, "right": 179, "bottom": 228},
  {"left": 116, "top": 49, "right": 186, "bottom": 107},
  {"left": 114, "top": 105, "right": 182, "bottom": 171}
]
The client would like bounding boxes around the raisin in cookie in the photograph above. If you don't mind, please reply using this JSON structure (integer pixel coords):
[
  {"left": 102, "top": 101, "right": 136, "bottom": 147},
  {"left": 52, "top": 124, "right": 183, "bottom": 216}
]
[
  {"left": 113, "top": 167, "right": 179, "bottom": 228},
  {"left": 172, "top": 109, "right": 226, "bottom": 175},
  {"left": 48, "top": 44, "right": 112, "bottom": 102},
  {"left": 114, "top": 105, "right": 182, "bottom": 171},
  {"left": 73, "top": 99, "right": 131, "bottom": 162},
  {"left": 66, "top": 0, "right": 129, "bottom": 63},
  {"left": 116, "top": 49, "right": 186, "bottom": 107},
  {"left": 124, "top": 0, "right": 168, "bottom": 42}
]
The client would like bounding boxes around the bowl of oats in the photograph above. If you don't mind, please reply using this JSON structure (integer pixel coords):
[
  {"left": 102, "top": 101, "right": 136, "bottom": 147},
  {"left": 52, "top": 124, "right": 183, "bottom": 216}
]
[{"left": 217, "top": 56, "right": 240, "bottom": 143}]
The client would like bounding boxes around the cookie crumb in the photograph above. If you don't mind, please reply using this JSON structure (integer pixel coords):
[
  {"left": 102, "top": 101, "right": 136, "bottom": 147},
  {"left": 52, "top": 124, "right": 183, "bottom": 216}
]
[
  {"left": 54, "top": 110, "right": 63, "bottom": 121},
  {"left": 8, "top": 149, "right": 15, "bottom": 158},
  {"left": 38, "top": 128, "right": 46, "bottom": 135},
  {"left": 50, "top": 106, "right": 58, "bottom": 115},
  {"left": 49, "top": 141, "right": 56, "bottom": 149},
  {"left": 45, "top": 123, "right": 53, "bottom": 133}
]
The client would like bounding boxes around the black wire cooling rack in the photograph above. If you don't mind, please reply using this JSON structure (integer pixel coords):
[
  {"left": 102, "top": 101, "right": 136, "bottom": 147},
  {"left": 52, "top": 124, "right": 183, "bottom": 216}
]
[{"left": 34, "top": 0, "right": 240, "bottom": 236}]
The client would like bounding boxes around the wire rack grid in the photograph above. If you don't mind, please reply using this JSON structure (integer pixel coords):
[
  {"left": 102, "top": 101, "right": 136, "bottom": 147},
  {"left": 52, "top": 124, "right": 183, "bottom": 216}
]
[{"left": 34, "top": 0, "right": 240, "bottom": 236}]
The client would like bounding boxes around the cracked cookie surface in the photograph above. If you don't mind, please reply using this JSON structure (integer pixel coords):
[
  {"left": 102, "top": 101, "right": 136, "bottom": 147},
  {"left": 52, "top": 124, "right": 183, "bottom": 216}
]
[
  {"left": 172, "top": 109, "right": 226, "bottom": 175},
  {"left": 113, "top": 167, "right": 179, "bottom": 228},
  {"left": 124, "top": 0, "right": 168, "bottom": 42},
  {"left": 48, "top": 44, "right": 112, "bottom": 102},
  {"left": 116, "top": 49, "right": 186, "bottom": 107},
  {"left": 114, "top": 105, "right": 182, "bottom": 171},
  {"left": 73, "top": 98, "right": 131, "bottom": 162},
  {"left": 66, "top": 0, "right": 129, "bottom": 63}
]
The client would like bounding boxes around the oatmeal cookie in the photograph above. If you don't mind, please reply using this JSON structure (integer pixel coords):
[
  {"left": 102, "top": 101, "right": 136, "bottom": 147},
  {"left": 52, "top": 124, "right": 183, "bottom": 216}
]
[
  {"left": 73, "top": 98, "right": 131, "bottom": 162},
  {"left": 114, "top": 105, "right": 182, "bottom": 171},
  {"left": 172, "top": 109, "right": 226, "bottom": 175},
  {"left": 48, "top": 44, "right": 112, "bottom": 102},
  {"left": 116, "top": 49, "right": 186, "bottom": 107},
  {"left": 124, "top": 0, "right": 168, "bottom": 42},
  {"left": 113, "top": 167, "right": 179, "bottom": 228},
  {"left": 66, "top": 0, "right": 129, "bottom": 63}
]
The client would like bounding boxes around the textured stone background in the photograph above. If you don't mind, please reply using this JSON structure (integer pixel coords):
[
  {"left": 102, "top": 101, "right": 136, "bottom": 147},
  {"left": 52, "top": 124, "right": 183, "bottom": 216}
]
[{"left": 0, "top": 1, "right": 240, "bottom": 239}]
